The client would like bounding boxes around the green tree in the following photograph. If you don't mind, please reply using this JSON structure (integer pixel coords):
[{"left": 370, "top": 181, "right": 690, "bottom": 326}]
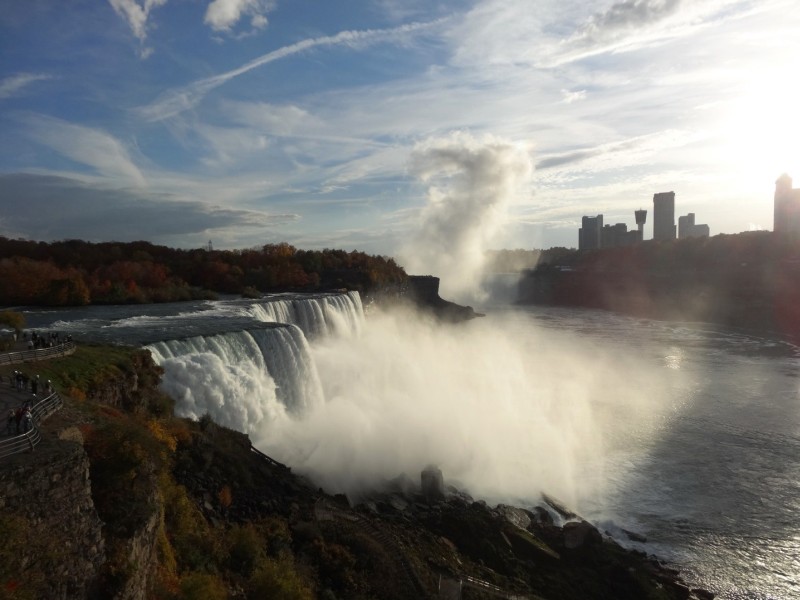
[{"left": 0, "top": 310, "right": 25, "bottom": 333}]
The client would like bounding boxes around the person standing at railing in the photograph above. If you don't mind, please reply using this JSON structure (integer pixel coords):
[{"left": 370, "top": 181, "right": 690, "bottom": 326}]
[
  {"left": 21, "top": 408, "right": 32, "bottom": 434},
  {"left": 13, "top": 408, "right": 22, "bottom": 434},
  {"left": 6, "top": 410, "right": 14, "bottom": 435}
]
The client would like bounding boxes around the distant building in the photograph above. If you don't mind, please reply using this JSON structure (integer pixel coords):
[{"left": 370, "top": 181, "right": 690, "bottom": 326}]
[
  {"left": 602, "top": 223, "right": 626, "bottom": 248},
  {"left": 602, "top": 223, "right": 641, "bottom": 248},
  {"left": 678, "top": 213, "right": 710, "bottom": 239},
  {"left": 579, "top": 215, "right": 603, "bottom": 250},
  {"left": 774, "top": 173, "right": 800, "bottom": 235},
  {"left": 635, "top": 209, "right": 647, "bottom": 235},
  {"left": 653, "top": 192, "right": 676, "bottom": 241},
  {"left": 579, "top": 211, "right": 647, "bottom": 250}
]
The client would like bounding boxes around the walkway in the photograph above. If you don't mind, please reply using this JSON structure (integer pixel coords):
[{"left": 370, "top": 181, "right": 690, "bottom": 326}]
[{"left": 0, "top": 339, "right": 73, "bottom": 457}]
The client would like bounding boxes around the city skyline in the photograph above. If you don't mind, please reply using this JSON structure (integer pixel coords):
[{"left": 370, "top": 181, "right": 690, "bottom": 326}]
[
  {"left": 1, "top": 1, "right": 798, "bottom": 269},
  {"left": 578, "top": 188, "right": 715, "bottom": 250}
]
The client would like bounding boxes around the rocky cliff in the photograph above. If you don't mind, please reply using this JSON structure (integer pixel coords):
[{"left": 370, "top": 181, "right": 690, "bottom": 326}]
[
  {"left": 0, "top": 438, "right": 104, "bottom": 599},
  {"left": 367, "top": 275, "right": 482, "bottom": 322}
]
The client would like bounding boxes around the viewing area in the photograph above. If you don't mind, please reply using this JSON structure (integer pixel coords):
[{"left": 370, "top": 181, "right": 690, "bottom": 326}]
[{"left": 0, "top": 339, "right": 74, "bottom": 459}]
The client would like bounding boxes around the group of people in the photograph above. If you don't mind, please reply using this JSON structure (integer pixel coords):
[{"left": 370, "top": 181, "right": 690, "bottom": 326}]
[
  {"left": 6, "top": 405, "right": 33, "bottom": 436},
  {"left": 7, "top": 371, "right": 51, "bottom": 396},
  {"left": 26, "top": 330, "right": 71, "bottom": 350},
  {"left": 3, "top": 371, "right": 53, "bottom": 437}
]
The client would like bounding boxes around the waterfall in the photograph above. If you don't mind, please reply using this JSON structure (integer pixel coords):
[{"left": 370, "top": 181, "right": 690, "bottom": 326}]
[
  {"left": 145, "top": 292, "right": 363, "bottom": 434},
  {"left": 246, "top": 291, "right": 363, "bottom": 338},
  {"left": 147, "top": 325, "right": 324, "bottom": 434}
]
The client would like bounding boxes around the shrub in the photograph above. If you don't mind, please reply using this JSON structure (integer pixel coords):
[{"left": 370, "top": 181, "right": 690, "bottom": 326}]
[
  {"left": 179, "top": 572, "right": 227, "bottom": 600},
  {"left": 159, "top": 476, "right": 221, "bottom": 572},
  {"left": 246, "top": 558, "right": 314, "bottom": 600},
  {"left": 226, "top": 524, "right": 264, "bottom": 577},
  {"left": 84, "top": 418, "right": 165, "bottom": 537}
]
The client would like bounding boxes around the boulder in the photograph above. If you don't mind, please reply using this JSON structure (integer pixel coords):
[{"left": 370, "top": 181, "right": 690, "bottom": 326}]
[{"left": 562, "top": 520, "right": 602, "bottom": 550}]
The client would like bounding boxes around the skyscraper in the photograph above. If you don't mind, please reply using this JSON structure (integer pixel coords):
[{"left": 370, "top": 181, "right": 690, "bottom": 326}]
[
  {"left": 678, "top": 213, "right": 710, "bottom": 238},
  {"left": 653, "top": 192, "right": 676, "bottom": 241},
  {"left": 579, "top": 215, "right": 603, "bottom": 250},
  {"left": 774, "top": 174, "right": 800, "bottom": 235}
]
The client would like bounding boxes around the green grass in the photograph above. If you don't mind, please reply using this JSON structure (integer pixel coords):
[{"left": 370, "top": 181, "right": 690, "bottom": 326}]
[{"left": 0, "top": 343, "right": 140, "bottom": 396}]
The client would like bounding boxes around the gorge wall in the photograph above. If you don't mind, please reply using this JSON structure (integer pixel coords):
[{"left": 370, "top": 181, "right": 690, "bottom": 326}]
[{"left": 0, "top": 440, "right": 105, "bottom": 599}]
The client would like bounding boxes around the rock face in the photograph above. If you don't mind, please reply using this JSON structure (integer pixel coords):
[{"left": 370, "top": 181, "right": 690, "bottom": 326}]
[
  {"left": 84, "top": 350, "right": 167, "bottom": 415},
  {"left": 405, "top": 275, "right": 483, "bottom": 322},
  {"left": 421, "top": 465, "right": 445, "bottom": 502},
  {"left": 0, "top": 441, "right": 105, "bottom": 599},
  {"left": 562, "top": 520, "right": 603, "bottom": 551}
]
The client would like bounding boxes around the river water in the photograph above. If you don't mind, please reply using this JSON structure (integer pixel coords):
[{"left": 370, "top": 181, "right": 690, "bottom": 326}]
[
  {"left": 504, "top": 305, "right": 800, "bottom": 600},
  {"left": 21, "top": 294, "right": 800, "bottom": 599}
]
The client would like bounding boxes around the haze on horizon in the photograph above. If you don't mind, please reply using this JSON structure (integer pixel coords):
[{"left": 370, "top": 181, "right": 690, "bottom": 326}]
[{"left": 1, "top": 0, "right": 798, "bottom": 271}]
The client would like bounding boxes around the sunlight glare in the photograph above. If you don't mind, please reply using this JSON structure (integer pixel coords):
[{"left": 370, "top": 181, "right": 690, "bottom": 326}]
[{"left": 720, "top": 66, "right": 800, "bottom": 192}]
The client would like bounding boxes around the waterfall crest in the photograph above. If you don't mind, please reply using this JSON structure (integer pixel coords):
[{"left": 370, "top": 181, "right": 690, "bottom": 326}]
[
  {"left": 145, "top": 292, "right": 363, "bottom": 434},
  {"left": 247, "top": 291, "right": 363, "bottom": 338},
  {"left": 147, "top": 326, "right": 323, "bottom": 433}
]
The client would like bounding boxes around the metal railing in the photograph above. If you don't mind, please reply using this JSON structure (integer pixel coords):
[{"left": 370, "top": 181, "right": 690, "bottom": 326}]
[
  {"left": 0, "top": 341, "right": 76, "bottom": 366},
  {"left": 0, "top": 392, "right": 64, "bottom": 459}
]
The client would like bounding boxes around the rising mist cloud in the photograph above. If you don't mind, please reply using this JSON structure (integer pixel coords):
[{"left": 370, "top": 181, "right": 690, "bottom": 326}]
[{"left": 401, "top": 132, "right": 533, "bottom": 300}]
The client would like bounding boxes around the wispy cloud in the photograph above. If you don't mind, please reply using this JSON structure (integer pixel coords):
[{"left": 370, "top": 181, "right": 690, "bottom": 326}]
[
  {"left": 0, "top": 173, "right": 299, "bottom": 246},
  {"left": 551, "top": 0, "right": 752, "bottom": 65},
  {"left": 573, "top": 0, "right": 683, "bottom": 44},
  {"left": 0, "top": 73, "right": 51, "bottom": 99},
  {"left": 561, "top": 89, "right": 587, "bottom": 104},
  {"left": 108, "top": 0, "right": 167, "bottom": 41},
  {"left": 136, "top": 19, "right": 444, "bottom": 122},
  {"left": 20, "top": 114, "right": 147, "bottom": 186},
  {"left": 108, "top": 0, "right": 168, "bottom": 56},
  {"left": 536, "top": 130, "right": 705, "bottom": 177},
  {"left": 205, "top": 0, "right": 275, "bottom": 33}
]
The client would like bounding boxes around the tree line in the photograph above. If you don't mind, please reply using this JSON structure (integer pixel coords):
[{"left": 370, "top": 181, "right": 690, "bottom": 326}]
[
  {"left": 519, "top": 230, "right": 800, "bottom": 337},
  {"left": 0, "top": 237, "right": 407, "bottom": 306}
]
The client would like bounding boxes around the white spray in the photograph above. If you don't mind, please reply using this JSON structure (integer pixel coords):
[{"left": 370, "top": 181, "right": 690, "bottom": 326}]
[
  {"left": 400, "top": 132, "right": 533, "bottom": 302},
  {"left": 252, "top": 305, "right": 678, "bottom": 509}
]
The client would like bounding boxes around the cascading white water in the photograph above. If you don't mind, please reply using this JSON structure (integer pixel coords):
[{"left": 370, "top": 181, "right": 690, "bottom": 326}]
[
  {"left": 145, "top": 292, "right": 363, "bottom": 436},
  {"left": 246, "top": 291, "right": 363, "bottom": 339},
  {"left": 147, "top": 325, "right": 324, "bottom": 434}
]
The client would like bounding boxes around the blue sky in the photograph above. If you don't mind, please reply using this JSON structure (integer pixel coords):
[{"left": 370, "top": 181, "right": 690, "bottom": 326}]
[{"left": 1, "top": 0, "right": 799, "bottom": 265}]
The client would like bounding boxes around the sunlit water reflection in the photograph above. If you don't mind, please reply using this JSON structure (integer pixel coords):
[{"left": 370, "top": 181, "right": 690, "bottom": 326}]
[{"left": 502, "top": 305, "right": 800, "bottom": 600}]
